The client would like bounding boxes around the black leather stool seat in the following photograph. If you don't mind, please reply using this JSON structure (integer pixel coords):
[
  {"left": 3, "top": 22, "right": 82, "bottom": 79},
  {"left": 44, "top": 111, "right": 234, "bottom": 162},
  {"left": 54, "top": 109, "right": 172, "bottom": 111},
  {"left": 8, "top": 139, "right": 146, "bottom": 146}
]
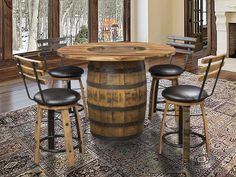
[
  {"left": 48, "top": 66, "right": 84, "bottom": 78},
  {"left": 149, "top": 64, "right": 184, "bottom": 76},
  {"left": 34, "top": 88, "right": 80, "bottom": 106},
  {"left": 162, "top": 85, "right": 209, "bottom": 103}
]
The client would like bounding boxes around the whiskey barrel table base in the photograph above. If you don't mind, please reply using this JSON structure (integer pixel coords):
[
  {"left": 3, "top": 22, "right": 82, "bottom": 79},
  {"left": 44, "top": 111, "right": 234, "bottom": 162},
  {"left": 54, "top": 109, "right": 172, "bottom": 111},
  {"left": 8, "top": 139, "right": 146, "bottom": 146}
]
[{"left": 87, "top": 61, "right": 146, "bottom": 140}]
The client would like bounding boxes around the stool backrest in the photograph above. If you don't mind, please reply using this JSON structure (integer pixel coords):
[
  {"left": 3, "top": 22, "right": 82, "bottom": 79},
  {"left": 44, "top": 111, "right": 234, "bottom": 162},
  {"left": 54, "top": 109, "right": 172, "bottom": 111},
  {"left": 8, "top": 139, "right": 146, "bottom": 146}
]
[
  {"left": 37, "top": 37, "right": 69, "bottom": 70},
  {"left": 14, "top": 55, "right": 47, "bottom": 103},
  {"left": 167, "top": 36, "right": 197, "bottom": 70},
  {"left": 37, "top": 37, "right": 68, "bottom": 51},
  {"left": 197, "top": 54, "right": 226, "bottom": 100}
]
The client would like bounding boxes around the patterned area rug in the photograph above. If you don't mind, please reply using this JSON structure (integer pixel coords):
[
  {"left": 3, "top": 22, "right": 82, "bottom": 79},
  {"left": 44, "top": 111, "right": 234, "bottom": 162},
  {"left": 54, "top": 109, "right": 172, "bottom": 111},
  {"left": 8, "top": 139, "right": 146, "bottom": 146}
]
[{"left": 0, "top": 72, "right": 236, "bottom": 177}]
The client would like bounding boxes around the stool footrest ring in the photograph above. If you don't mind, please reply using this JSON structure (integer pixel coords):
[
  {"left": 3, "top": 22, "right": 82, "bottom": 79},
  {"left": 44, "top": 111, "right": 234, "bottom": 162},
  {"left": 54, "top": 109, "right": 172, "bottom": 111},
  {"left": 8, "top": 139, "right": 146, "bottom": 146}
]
[
  {"left": 77, "top": 103, "right": 84, "bottom": 112},
  {"left": 39, "top": 134, "right": 81, "bottom": 153},
  {"left": 69, "top": 103, "right": 84, "bottom": 115},
  {"left": 162, "top": 131, "right": 206, "bottom": 148},
  {"left": 155, "top": 108, "right": 175, "bottom": 112},
  {"left": 156, "top": 100, "right": 166, "bottom": 104}
]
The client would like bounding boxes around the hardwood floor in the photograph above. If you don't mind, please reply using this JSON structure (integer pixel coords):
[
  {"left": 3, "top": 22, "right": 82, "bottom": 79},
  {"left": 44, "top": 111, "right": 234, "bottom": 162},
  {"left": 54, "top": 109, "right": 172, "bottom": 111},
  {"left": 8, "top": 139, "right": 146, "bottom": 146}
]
[{"left": 0, "top": 56, "right": 235, "bottom": 114}]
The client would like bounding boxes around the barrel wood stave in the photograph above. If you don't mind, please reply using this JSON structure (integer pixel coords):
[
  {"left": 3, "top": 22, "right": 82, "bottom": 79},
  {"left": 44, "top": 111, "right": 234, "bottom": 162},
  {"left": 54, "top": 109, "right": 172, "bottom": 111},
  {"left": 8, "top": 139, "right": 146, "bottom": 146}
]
[{"left": 87, "top": 61, "right": 146, "bottom": 139}]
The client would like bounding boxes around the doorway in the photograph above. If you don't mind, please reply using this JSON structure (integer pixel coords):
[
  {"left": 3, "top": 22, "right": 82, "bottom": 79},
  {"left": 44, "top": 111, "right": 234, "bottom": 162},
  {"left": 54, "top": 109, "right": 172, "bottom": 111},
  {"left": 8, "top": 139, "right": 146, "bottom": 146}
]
[{"left": 185, "top": 0, "right": 217, "bottom": 54}]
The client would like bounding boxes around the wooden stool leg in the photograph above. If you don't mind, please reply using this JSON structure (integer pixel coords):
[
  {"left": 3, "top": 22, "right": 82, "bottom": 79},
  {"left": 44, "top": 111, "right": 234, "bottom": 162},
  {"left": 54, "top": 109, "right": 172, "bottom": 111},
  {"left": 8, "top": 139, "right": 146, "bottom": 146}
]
[
  {"left": 183, "top": 106, "right": 191, "bottom": 163},
  {"left": 75, "top": 106, "right": 85, "bottom": 153},
  {"left": 153, "top": 80, "right": 159, "bottom": 113},
  {"left": 79, "top": 78, "right": 88, "bottom": 119},
  {"left": 34, "top": 105, "right": 43, "bottom": 164},
  {"left": 148, "top": 78, "right": 157, "bottom": 120},
  {"left": 51, "top": 79, "right": 55, "bottom": 88},
  {"left": 171, "top": 78, "right": 178, "bottom": 86},
  {"left": 159, "top": 102, "right": 170, "bottom": 154},
  {"left": 200, "top": 102, "right": 210, "bottom": 154},
  {"left": 61, "top": 110, "right": 75, "bottom": 167},
  {"left": 62, "top": 81, "right": 68, "bottom": 88},
  {"left": 172, "top": 79, "right": 179, "bottom": 123},
  {"left": 174, "top": 105, "right": 179, "bottom": 124}
]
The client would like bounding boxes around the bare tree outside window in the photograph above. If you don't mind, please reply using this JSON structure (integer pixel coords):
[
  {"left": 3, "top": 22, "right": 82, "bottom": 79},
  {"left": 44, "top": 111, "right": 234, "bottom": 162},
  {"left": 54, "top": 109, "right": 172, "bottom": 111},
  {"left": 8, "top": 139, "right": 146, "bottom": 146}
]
[
  {"left": 202, "top": 0, "right": 207, "bottom": 26},
  {"left": 60, "top": 0, "right": 88, "bottom": 44},
  {"left": 98, "top": 0, "right": 124, "bottom": 42},
  {"left": 12, "top": 0, "right": 48, "bottom": 53}
]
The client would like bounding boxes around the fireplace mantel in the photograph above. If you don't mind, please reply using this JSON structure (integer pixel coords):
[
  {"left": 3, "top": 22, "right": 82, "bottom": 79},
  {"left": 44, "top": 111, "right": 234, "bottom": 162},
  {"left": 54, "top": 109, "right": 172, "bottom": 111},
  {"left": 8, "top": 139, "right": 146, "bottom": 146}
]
[{"left": 215, "top": 0, "right": 236, "bottom": 55}]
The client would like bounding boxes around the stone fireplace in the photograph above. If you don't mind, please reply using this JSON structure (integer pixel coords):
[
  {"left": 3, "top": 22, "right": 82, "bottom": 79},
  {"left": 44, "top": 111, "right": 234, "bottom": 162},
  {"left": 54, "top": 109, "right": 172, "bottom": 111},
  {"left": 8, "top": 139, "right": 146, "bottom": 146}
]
[{"left": 215, "top": 0, "right": 236, "bottom": 56}]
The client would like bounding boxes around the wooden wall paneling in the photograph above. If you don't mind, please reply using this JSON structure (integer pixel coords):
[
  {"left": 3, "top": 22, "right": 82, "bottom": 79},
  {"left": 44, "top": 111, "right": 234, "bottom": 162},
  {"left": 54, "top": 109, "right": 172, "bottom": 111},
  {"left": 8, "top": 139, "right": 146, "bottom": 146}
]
[
  {"left": 207, "top": 0, "right": 217, "bottom": 55},
  {"left": 88, "top": 0, "right": 98, "bottom": 42},
  {"left": 1, "top": 0, "right": 12, "bottom": 60},
  {"left": 48, "top": 0, "right": 60, "bottom": 39},
  {"left": 184, "top": 0, "right": 190, "bottom": 37},
  {"left": 123, "top": 0, "right": 131, "bottom": 42},
  {"left": 0, "top": 0, "right": 3, "bottom": 60},
  {"left": 184, "top": 0, "right": 195, "bottom": 38}
]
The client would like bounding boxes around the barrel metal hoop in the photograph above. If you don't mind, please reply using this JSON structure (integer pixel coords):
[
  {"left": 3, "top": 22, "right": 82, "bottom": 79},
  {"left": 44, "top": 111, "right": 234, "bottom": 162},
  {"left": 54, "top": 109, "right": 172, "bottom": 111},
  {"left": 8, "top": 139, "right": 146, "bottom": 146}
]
[
  {"left": 88, "top": 65, "right": 145, "bottom": 74},
  {"left": 87, "top": 80, "right": 146, "bottom": 90},
  {"left": 155, "top": 108, "right": 175, "bottom": 112},
  {"left": 89, "top": 118, "right": 144, "bottom": 127},
  {"left": 88, "top": 102, "right": 146, "bottom": 112},
  {"left": 91, "top": 132, "right": 142, "bottom": 141}
]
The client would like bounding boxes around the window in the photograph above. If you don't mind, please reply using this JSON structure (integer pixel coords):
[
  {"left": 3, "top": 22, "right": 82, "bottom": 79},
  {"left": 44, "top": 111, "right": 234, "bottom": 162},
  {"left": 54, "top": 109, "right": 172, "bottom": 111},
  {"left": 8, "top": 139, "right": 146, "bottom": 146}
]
[
  {"left": 98, "top": 0, "right": 124, "bottom": 42},
  {"left": 6, "top": 0, "right": 130, "bottom": 58},
  {"left": 60, "top": 0, "right": 88, "bottom": 44},
  {"left": 12, "top": 0, "right": 48, "bottom": 53},
  {"left": 202, "top": 0, "right": 207, "bottom": 26}
]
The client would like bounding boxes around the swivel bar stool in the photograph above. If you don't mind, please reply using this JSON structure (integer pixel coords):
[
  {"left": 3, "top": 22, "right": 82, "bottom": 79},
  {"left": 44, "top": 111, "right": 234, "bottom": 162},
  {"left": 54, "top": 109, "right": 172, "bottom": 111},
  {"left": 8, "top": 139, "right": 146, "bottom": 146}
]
[
  {"left": 15, "top": 55, "right": 84, "bottom": 167},
  {"left": 37, "top": 37, "right": 88, "bottom": 119},
  {"left": 159, "top": 54, "right": 226, "bottom": 161},
  {"left": 148, "top": 36, "right": 197, "bottom": 119}
]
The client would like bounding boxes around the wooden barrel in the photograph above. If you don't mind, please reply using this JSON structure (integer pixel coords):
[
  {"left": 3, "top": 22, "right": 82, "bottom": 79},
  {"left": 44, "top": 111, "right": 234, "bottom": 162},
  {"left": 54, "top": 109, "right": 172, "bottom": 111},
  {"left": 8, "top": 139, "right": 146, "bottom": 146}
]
[{"left": 87, "top": 61, "right": 147, "bottom": 140}]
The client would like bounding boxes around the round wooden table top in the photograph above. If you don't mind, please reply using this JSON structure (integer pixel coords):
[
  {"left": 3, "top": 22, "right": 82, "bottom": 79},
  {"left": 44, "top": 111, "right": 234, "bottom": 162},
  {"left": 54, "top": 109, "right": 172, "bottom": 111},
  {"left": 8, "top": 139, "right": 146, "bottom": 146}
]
[{"left": 58, "top": 42, "right": 176, "bottom": 62}]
